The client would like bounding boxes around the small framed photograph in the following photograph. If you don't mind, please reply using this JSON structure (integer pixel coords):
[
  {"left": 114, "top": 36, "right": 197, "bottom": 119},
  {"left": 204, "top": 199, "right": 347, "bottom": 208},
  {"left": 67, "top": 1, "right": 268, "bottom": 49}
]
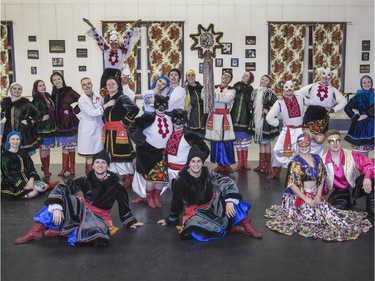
[
  {"left": 52, "top": 58, "right": 64, "bottom": 67},
  {"left": 362, "top": 52, "right": 370, "bottom": 61},
  {"left": 78, "top": 35, "right": 86, "bottom": 42},
  {"left": 199, "top": 63, "right": 203, "bottom": 74},
  {"left": 222, "top": 68, "right": 233, "bottom": 77},
  {"left": 245, "top": 36, "right": 256, "bottom": 45},
  {"left": 245, "top": 62, "right": 256, "bottom": 72},
  {"left": 362, "top": 40, "right": 371, "bottom": 51},
  {"left": 245, "top": 49, "right": 256, "bottom": 58},
  {"left": 53, "top": 70, "right": 64, "bottom": 76},
  {"left": 215, "top": 58, "right": 223, "bottom": 67},
  {"left": 49, "top": 40, "right": 65, "bottom": 53},
  {"left": 360, "top": 64, "right": 370, "bottom": 73},
  {"left": 79, "top": 66, "right": 87, "bottom": 72},
  {"left": 31, "top": 67, "right": 37, "bottom": 75},
  {"left": 231, "top": 58, "right": 239, "bottom": 67},
  {"left": 28, "top": 36, "right": 37, "bottom": 42},
  {"left": 27, "top": 50, "right": 39, "bottom": 59},
  {"left": 76, "top": 48, "right": 88, "bottom": 58},
  {"left": 221, "top": 43, "right": 232, "bottom": 55}
]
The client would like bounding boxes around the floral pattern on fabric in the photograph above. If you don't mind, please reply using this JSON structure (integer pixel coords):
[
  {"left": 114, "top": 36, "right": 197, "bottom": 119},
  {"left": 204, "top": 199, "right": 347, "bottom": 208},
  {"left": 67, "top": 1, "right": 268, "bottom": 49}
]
[
  {"left": 144, "top": 154, "right": 168, "bottom": 183},
  {"left": 1, "top": 22, "right": 10, "bottom": 96}
]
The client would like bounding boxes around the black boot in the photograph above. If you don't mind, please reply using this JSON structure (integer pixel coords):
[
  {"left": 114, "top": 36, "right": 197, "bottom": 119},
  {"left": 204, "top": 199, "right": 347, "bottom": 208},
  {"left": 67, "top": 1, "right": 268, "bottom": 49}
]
[{"left": 366, "top": 191, "right": 374, "bottom": 216}]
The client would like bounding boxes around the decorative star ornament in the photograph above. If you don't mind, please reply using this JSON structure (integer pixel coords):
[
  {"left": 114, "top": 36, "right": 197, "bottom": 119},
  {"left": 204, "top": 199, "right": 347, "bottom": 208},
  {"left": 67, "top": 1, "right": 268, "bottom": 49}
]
[{"left": 190, "top": 24, "right": 223, "bottom": 59}]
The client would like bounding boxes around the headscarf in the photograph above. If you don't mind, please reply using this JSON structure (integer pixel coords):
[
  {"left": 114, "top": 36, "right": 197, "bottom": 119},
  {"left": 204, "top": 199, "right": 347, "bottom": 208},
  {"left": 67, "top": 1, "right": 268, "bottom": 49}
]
[
  {"left": 356, "top": 75, "right": 374, "bottom": 106},
  {"left": 151, "top": 76, "right": 170, "bottom": 91},
  {"left": 5, "top": 131, "right": 22, "bottom": 151}
]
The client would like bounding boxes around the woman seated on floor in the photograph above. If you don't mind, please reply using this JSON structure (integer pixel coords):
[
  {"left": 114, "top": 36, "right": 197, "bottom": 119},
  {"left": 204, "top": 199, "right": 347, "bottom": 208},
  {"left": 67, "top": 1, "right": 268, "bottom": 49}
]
[
  {"left": 1, "top": 131, "right": 52, "bottom": 200},
  {"left": 264, "top": 132, "right": 372, "bottom": 241}
]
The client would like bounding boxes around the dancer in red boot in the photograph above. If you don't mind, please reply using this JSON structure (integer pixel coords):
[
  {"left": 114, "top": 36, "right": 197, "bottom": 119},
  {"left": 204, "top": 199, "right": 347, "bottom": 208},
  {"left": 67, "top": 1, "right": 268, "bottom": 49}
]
[
  {"left": 14, "top": 150, "right": 143, "bottom": 246},
  {"left": 231, "top": 71, "right": 254, "bottom": 172},
  {"left": 158, "top": 146, "right": 262, "bottom": 241},
  {"left": 249, "top": 75, "right": 279, "bottom": 174}
]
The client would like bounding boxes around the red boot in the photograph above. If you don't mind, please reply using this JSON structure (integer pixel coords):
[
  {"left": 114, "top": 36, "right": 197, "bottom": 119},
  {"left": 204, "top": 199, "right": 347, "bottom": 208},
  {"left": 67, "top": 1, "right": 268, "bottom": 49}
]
[
  {"left": 40, "top": 156, "right": 52, "bottom": 177},
  {"left": 68, "top": 151, "right": 76, "bottom": 176},
  {"left": 131, "top": 197, "right": 148, "bottom": 204},
  {"left": 153, "top": 189, "right": 163, "bottom": 208},
  {"left": 58, "top": 153, "right": 70, "bottom": 176},
  {"left": 124, "top": 174, "right": 133, "bottom": 189},
  {"left": 241, "top": 150, "right": 252, "bottom": 170},
  {"left": 234, "top": 150, "right": 243, "bottom": 171},
  {"left": 14, "top": 222, "right": 46, "bottom": 244},
  {"left": 241, "top": 217, "right": 262, "bottom": 238},
  {"left": 253, "top": 153, "right": 265, "bottom": 172},
  {"left": 265, "top": 152, "right": 272, "bottom": 174},
  {"left": 266, "top": 166, "right": 282, "bottom": 179},
  {"left": 146, "top": 190, "right": 156, "bottom": 208},
  {"left": 44, "top": 229, "right": 60, "bottom": 238},
  {"left": 223, "top": 165, "right": 234, "bottom": 173},
  {"left": 213, "top": 165, "right": 225, "bottom": 173}
]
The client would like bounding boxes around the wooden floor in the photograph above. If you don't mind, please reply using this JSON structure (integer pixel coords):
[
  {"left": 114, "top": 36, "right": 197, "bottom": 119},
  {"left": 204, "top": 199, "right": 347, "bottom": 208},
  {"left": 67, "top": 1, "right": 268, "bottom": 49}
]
[{"left": 1, "top": 160, "right": 374, "bottom": 281}]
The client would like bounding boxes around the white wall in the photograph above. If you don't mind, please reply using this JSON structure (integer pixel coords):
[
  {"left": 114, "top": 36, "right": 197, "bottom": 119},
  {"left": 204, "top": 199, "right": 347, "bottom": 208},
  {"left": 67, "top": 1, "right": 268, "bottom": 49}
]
[{"left": 1, "top": 0, "right": 374, "bottom": 96}]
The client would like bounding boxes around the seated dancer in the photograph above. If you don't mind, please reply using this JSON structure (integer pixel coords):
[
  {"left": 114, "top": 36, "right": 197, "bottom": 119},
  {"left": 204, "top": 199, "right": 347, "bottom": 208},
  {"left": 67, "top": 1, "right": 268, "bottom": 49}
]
[
  {"left": 157, "top": 145, "right": 262, "bottom": 242},
  {"left": 129, "top": 95, "right": 173, "bottom": 208},
  {"left": 1, "top": 131, "right": 54, "bottom": 200},
  {"left": 83, "top": 18, "right": 141, "bottom": 97},
  {"left": 14, "top": 150, "right": 143, "bottom": 246},
  {"left": 265, "top": 133, "right": 372, "bottom": 241},
  {"left": 323, "top": 129, "right": 374, "bottom": 216}
]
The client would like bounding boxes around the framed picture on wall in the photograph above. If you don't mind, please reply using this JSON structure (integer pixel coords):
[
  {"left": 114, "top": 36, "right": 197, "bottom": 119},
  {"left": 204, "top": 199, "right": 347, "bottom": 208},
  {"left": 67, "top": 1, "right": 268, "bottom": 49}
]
[
  {"left": 360, "top": 64, "right": 370, "bottom": 73},
  {"left": 49, "top": 40, "right": 65, "bottom": 53},
  {"left": 27, "top": 50, "right": 39, "bottom": 59},
  {"left": 199, "top": 63, "right": 203, "bottom": 74},
  {"left": 28, "top": 36, "right": 37, "bottom": 42},
  {"left": 76, "top": 48, "right": 88, "bottom": 58},
  {"left": 52, "top": 58, "right": 63, "bottom": 67},
  {"left": 245, "top": 62, "right": 256, "bottom": 71},
  {"left": 362, "top": 52, "right": 370, "bottom": 61},
  {"left": 79, "top": 66, "right": 87, "bottom": 72},
  {"left": 31, "top": 67, "right": 37, "bottom": 75},
  {"left": 245, "top": 49, "right": 256, "bottom": 58},
  {"left": 221, "top": 43, "right": 232, "bottom": 55},
  {"left": 78, "top": 35, "right": 86, "bottom": 42},
  {"left": 231, "top": 58, "right": 239, "bottom": 67},
  {"left": 215, "top": 58, "right": 223, "bottom": 67},
  {"left": 362, "top": 40, "right": 371, "bottom": 51},
  {"left": 245, "top": 36, "right": 256, "bottom": 45}
]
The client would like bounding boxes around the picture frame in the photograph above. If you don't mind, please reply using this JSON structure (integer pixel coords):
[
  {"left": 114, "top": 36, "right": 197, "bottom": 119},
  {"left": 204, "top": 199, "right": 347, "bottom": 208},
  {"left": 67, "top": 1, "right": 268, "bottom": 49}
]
[
  {"left": 49, "top": 40, "right": 65, "bottom": 53},
  {"left": 362, "top": 40, "right": 371, "bottom": 51},
  {"left": 199, "top": 63, "right": 203, "bottom": 74},
  {"left": 31, "top": 67, "right": 37, "bottom": 75},
  {"left": 231, "top": 58, "right": 239, "bottom": 67},
  {"left": 360, "top": 64, "right": 370, "bottom": 73},
  {"left": 221, "top": 43, "right": 232, "bottom": 55},
  {"left": 28, "top": 36, "right": 37, "bottom": 42},
  {"left": 215, "top": 58, "right": 223, "bottom": 67},
  {"left": 222, "top": 68, "right": 233, "bottom": 76},
  {"left": 79, "top": 66, "right": 87, "bottom": 72},
  {"left": 76, "top": 48, "right": 88, "bottom": 58},
  {"left": 245, "top": 49, "right": 256, "bottom": 58},
  {"left": 245, "top": 36, "right": 256, "bottom": 45},
  {"left": 53, "top": 70, "right": 64, "bottom": 76},
  {"left": 245, "top": 62, "right": 256, "bottom": 72},
  {"left": 52, "top": 58, "right": 64, "bottom": 67},
  {"left": 362, "top": 52, "right": 370, "bottom": 61},
  {"left": 78, "top": 35, "right": 86, "bottom": 42},
  {"left": 27, "top": 50, "right": 39, "bottom": 59}
]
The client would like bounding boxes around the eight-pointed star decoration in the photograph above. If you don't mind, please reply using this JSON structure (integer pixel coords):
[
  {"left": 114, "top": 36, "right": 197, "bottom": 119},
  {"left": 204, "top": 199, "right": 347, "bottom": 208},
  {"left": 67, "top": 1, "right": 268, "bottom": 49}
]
[{"left": 190, "top": 24, "right": 224, "bottom": 59}]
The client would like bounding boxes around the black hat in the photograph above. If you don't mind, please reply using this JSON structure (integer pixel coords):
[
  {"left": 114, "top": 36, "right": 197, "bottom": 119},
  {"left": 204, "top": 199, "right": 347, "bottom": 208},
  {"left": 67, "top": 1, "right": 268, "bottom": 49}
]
[
  {"left": 186, "top": 145, "right": 208, "bottom": 165},
  {"left": 93, "top": 150, "right": 110, "bottom": 165}
]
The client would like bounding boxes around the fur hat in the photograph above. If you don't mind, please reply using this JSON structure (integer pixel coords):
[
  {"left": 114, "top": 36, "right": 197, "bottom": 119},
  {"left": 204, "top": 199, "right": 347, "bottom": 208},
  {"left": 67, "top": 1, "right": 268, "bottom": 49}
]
[
  {"left": 186, "top": 145, "right": 208, "bottom": 165},
  {"left": 92, "top": 150, "right": 110, "bottom": 165}
]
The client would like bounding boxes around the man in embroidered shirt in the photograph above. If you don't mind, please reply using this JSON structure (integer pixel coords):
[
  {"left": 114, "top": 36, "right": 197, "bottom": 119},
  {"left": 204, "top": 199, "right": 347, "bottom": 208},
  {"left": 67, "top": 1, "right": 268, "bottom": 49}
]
[{"left": 323, "top": 129, "right": 374, "bottom": 216}]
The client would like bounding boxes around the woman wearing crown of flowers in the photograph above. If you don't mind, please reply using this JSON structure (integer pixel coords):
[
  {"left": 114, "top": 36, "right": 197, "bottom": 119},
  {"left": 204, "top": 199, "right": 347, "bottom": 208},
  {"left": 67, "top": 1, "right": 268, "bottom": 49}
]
[{"left": 83, "top": 18, "right": 141, "bottom": 97}]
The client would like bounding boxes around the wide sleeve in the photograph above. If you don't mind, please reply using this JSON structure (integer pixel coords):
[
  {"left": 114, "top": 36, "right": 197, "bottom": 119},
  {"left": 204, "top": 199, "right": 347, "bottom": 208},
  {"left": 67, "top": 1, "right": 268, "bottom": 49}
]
[
  {"left": 115, "top": 183, "right": 138, "bottom": 227},
  {"left": 265, "top": 101, "right": 281, "bottom": 127},
  {"left": 122, "top": 27, "right": 141, "bottom": 59},
  {"left": 209, "top": 171, "right": 242, "bottom": 201},
  {"left": 119, "top": 95, "right": 140, "bottom": 125},
  {"left": 23, "top": 153, "right": 40, "bottom": 181},
  {"left": 344, "top": 95, "right": 359, "bottom": 120},
  {"left": 295, "top": 84, "right": 312, "bottom": 105},
  {"left": 70, "top": 90, "right": 81, "bottom": 115},
  {"left": 167, "top": 178, "right": 185, "bottom": 223},
  {"left": 1, "top": 156, "right": 28, "bottom": 189},
  {"left": 90, "top": 28, "right": 109, "bottom": 52},
  {"left": 45, "top": 178, "right": 82, "bottom": 206},
  {"left": 184, "top": 130, "right": 210, "bottom": 158},
  {"left": 352, "top": 151, "right": 375, "bottom": 179},
  {"left": 78, "top": 96, "right": 104, "bottom": 117},
  {"left": 128, "top": 113, "right": 154, "bottom": 145},
  {"left": 285, "top": 160, "right": 304, "bottom": 194},
  {"left": 168, "top": 86, "right": 186, "bottom": 112},
  {"left": 216, "top": 88, "right": 235, "bottom": 104},
  {"left": 264, "top": 89, "right": 278, "bottom": 110},
  {"left": 28, "top": 101, "right": 43, "bottom": 125},
  {"left": 332, "top": 87, "right": 347, "bottom": 113}
]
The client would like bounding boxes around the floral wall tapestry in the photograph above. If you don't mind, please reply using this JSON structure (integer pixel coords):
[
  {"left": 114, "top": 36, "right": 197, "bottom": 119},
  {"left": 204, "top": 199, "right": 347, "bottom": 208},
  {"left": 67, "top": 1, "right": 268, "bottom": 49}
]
[
  {"left": 1, "top": 21, "right": 11, "bottom": 96},
  {"left": 269, "top": 23, "right": 306, "bottom": 95}
]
